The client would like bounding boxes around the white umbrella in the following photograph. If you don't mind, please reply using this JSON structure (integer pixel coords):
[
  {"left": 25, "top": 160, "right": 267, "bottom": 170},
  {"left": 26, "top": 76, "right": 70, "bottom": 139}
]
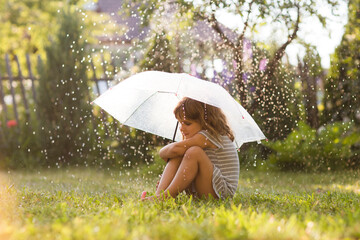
[{"left": 93, "top": 71, "right": 266, "bottom": 148}]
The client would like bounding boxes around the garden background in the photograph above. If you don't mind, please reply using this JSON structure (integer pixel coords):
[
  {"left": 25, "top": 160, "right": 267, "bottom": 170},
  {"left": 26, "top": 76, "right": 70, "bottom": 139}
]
[{"left": 0, "top": 0, "right": 359, "bottom": 239}]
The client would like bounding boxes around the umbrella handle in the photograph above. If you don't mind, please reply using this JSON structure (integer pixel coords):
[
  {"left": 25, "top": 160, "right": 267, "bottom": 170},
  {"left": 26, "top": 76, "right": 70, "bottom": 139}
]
[{"left": 172, "top": 121, "right": 179, "bottom": 142}]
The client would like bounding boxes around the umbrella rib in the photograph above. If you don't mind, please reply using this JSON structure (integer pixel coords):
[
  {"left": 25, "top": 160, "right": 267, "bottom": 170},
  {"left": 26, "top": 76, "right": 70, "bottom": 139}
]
[
  {"left": 157, "top": 91, "right": 175, "bottom": 94},
  {"left": 175, "top": 78, "right": 182, "bottom": 95},
  {"left": 123, "top": 91, "right": 159, "bottom": 124}
]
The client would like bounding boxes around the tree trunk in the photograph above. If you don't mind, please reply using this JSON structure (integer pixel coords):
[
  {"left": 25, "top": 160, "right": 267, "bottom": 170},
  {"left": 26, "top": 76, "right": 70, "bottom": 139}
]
[{"left": 299, "top": 60, "right": 319, "bottom": 129}]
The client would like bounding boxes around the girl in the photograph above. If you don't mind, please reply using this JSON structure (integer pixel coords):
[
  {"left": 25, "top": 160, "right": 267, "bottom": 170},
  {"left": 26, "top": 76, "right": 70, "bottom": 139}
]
[{"left": 143, "top": 97, "right": 239, "bottom": 200}]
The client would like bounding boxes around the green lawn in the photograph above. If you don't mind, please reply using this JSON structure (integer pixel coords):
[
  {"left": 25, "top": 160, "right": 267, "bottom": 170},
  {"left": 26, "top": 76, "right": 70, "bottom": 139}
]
[{"left": 1, "top": 167, "right": 359, "bottom": 240}]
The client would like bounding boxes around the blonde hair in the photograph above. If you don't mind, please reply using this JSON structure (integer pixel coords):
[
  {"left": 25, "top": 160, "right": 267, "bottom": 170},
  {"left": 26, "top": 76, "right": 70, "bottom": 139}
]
[{"left": 173, "top": 97, "right": 234, "bottom": 141}]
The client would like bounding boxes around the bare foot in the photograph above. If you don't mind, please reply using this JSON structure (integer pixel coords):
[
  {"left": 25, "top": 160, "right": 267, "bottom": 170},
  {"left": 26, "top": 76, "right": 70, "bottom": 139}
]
[
  {"left": 141, "top": 196, "right": 157, "bottom": 201},
  {"left": 140, "top": 191, "right": 147, "bottom": 200},
  {"left": 141, "top": 192, "right": 173, "bottom": 201}
]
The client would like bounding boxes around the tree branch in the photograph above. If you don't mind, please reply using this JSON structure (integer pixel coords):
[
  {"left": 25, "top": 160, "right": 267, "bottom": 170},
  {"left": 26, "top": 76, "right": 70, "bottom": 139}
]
[
  {"left": 265, "top": 3, "right": 300, "bottom": 80},
  {"left": 233, "top": 0, "right": 255, "bottom": 77},
  {"left": 206, "top": 13, "right": 236, "bottom": 49},
  {"left": 238, "top": 0, "right": 255, "bottom": 44}
]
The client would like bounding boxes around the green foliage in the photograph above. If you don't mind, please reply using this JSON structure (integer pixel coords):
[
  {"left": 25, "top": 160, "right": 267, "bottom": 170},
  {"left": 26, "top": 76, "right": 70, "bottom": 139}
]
[
  {"left": 246, "top": 44, "right": 301, "bottom": 141},
  {"left": 322, "top": 0, "right": 360, "bottom": 125},
  {"left": 1, "top": 169, "right": 360, "bottom": 239},
  {"left": 0, "top": 91, "right": 43, "bottom": 169},
  {"left": 139, "top": 147, "right": 166, "bottom": 176},
  {"left": 0, "top": 0, "right": 117, "bottom": 75},
  {"left": 88, "top": 106, "right": 162, "bottom": 169},
  {"left": 302, "top": 45, "right": 323, "bottom": 78},
  {"left": 238, "top": 143, "right": 269, "bottom": 171},
  {"left": 265, "top": 121, "right": 360, "bottom": 171},
  {"left": 0, "top": 116, "right": 42, "bottom": 169},
  {"left": 298, "top": 44, "right": 323, "bottom": 128},
  {"left": 139, "top": 31, "right": 179, "bottom": 72},
  {"left": 0, "top": 0, "right": 61, "bottom": 56},
  {"left": 36, "top": 8, "right": 93, "bottom": 165}
]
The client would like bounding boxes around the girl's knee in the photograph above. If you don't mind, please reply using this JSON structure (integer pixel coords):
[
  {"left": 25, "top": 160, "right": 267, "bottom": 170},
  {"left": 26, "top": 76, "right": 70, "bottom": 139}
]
[{"left": 184, "top": 146, "right": 205, "bottom": 159}]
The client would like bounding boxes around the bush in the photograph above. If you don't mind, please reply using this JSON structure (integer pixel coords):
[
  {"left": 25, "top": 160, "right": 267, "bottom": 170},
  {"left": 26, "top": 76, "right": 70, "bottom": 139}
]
[
  {"left": 238, "top": 142, "right": 269, "bottom": 171},
  {"left": 0, "top": 115, "right": 43, "bottom": 169},
  {"left": 37, "top": 8, "right": 93, "bottom": 166},
  {"left": 265, "top": 121, "right": 360, "bottom": 172}
]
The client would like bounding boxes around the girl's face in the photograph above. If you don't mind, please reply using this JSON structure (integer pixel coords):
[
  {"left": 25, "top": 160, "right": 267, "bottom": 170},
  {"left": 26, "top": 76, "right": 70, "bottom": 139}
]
[{"left": 178, "top": 118, "right": 202, "bottom": 139}]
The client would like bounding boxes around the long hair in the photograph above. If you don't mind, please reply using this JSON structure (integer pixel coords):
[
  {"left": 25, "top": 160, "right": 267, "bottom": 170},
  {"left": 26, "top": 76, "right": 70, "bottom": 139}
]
[{"left": 173, "top": 97, "right": 234, "bottom": 141}]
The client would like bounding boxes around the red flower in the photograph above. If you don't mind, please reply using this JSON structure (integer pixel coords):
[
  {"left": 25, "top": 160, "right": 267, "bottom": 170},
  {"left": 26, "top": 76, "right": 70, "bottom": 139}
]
[{"left": 6, "top": 120, "right": 17, "bottom": 128}]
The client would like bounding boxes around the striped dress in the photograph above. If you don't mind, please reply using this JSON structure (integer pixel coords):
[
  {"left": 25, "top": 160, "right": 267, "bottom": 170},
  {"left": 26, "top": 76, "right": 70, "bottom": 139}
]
[{"left": 199, "top": 130, "right": 240, "bottom": 199}]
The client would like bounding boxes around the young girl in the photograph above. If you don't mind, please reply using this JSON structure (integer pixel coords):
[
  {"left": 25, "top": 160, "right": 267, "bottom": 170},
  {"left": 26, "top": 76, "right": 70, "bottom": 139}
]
[{"left": 143, "top": 97, "right": 239, "bottom": 200}]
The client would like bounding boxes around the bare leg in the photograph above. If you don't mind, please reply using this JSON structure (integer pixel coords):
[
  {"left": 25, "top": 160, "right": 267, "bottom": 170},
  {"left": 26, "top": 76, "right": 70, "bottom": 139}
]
[
  {"left": 162, "top": 146, "right": 217, "bottom": 199},
  {"left": 155, "top": 157, "right": 182, "bottom": 195}
]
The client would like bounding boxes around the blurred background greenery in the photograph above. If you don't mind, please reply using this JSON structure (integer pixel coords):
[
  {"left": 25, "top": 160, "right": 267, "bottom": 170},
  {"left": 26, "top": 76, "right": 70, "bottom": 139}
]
[{"left": 0, "top": 0, "right": 359, "bottom": 172}]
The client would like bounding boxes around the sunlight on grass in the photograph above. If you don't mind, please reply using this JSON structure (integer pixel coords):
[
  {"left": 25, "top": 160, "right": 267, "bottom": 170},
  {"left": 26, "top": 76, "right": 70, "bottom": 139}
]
[
  {"left": 326, "top": 183, "right": 360, "bottom": 194},
  {"left": 0, "top": 173, "right": 21, "bottom": 240},
  {"left": 0, "top": 168, "right": 359, "bottom": 239}
]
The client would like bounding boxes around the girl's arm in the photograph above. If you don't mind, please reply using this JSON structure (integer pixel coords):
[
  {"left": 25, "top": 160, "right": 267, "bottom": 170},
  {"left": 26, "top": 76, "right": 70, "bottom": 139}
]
[{"left": 159, "top": 133, "right": 215, "bottom": 161}]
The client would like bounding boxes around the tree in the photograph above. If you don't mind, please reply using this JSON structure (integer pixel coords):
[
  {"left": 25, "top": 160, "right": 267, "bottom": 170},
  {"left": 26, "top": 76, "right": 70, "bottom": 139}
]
[
  {"left": 297, "top": 45, "right": 323, "bottom": 129},
  {"left": 0, "top": 0, "right": 61, "bottom": 57},
  {"left": 128, "top": 0, "right": 340, "bottom": 108},
  {"left": 123, "top": 0, "right": 342, "bottom": 143},
  {"left": 37, "top": 8, "right": 93, "bottom": 165},
  {"left": 0, "top": 0, "right": 118, "bottom": 73},
  {"left": 322, "top": 0, "right": 360, "bottom": 125},
  {"left": 248, "top": 42, "right": 300, "bottom": 140}
]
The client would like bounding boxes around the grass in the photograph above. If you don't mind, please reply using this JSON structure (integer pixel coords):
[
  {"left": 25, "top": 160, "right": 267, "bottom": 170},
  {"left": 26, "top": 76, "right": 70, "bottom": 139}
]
[{"left": 0, "top": 166, "right": 359, "bottom": 240}]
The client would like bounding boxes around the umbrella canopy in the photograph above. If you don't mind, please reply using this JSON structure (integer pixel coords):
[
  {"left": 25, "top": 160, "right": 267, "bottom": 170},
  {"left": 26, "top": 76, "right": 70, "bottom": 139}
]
[{"left": 93, "top": 71, "right": 266, "bottom": 148}]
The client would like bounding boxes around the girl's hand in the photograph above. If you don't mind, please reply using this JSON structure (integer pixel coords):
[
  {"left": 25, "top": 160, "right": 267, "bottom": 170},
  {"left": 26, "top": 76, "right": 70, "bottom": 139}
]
[{"left": 159, "top": 133, "right": 216, "bottom": 160}]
